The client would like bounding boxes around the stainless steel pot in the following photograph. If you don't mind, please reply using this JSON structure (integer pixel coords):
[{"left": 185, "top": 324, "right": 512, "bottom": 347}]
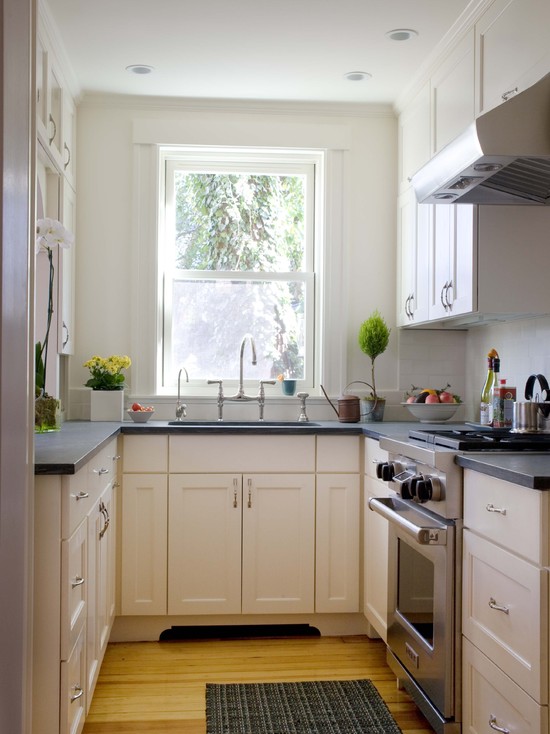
[{"left": 512, "top": 374, "right": 550, "bottom": 432}]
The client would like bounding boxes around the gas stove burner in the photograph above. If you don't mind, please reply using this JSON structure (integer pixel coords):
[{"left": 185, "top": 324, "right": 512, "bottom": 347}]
[{"left": 409, "top": 428, "right": 550, "bottom": 451}]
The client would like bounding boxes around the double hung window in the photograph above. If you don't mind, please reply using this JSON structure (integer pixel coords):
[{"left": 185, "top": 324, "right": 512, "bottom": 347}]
[{"left": 159, "top": 147, "right": 321, "bottom": 391}]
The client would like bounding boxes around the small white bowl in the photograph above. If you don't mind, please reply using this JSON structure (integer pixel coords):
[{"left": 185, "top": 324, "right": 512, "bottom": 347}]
[
  {"left": 401, "top": 401, "right": 459, "bottom": 423},
  {"left": 127, "top": 409, "right": 154, "bottom": 423}
]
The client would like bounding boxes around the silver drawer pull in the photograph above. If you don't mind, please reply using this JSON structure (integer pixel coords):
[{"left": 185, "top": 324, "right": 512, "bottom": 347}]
[
  {"left": 489, "top": 597, "right": 509, "bottom": 615},
  {"left": 70, "top": 685, "right": 84, "bottom": 703},
  {"left": 486, "top": 503, "right": 506, "bottom": 515},
  {"left": 489, "top": 714, "right": 510, "bottom": 733},
  {"left": 71, "top": 575, "right": 85, "bottom": 589},
  {"left": 93, "top": 467, "right": 109, "bottom": 475},
  {"left": 73, "top": 491, "right": 89, "bottom": 501}
]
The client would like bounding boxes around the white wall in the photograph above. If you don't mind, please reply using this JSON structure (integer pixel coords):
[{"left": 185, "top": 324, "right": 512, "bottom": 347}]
[{"left": 71, "top": 96, "right": 406, "bottom": 419}]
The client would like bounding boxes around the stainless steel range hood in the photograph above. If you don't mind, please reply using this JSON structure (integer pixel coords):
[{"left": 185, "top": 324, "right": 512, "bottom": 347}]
[{"left": 411, "top": 73, "right": 550, "bottom": 205}]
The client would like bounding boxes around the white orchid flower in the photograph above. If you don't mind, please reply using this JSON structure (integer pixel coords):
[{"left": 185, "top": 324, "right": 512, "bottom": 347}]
[{"left": 35, "top": 217, "right": 74, "bottom": 254}]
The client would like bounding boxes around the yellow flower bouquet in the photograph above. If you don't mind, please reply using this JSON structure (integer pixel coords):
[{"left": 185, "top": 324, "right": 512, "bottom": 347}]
[{"left": 83, "top": 354, "right": 131, "bottom": 391}]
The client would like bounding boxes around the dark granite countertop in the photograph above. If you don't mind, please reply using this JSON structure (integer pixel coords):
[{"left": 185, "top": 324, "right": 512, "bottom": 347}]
[{"left": 34, "top": 420, "right": 550, "bottom": 489}]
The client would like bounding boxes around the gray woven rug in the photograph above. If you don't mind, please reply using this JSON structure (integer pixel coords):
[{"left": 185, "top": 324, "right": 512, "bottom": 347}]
[{"left": 205, "top": 679, "right": 402, "bottom": 734}]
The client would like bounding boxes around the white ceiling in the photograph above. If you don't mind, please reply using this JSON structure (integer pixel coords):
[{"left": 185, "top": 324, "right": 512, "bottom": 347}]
[{"left": 44, "top": 0, "right": 472, "bottom": 105}]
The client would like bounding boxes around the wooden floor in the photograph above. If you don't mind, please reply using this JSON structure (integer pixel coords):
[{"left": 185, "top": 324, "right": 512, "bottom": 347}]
[{"left": 83, "top": 635, "right": 435, "bottom": 733}]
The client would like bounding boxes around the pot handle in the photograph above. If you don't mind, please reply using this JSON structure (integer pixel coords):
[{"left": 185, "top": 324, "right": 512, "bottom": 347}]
[
  {"left": 320, "top": 384, "right": 340, "bottom": 418},
  {"left": 525, "top": 373, "right": 550, "bottom": 400},
  {"left": 344, "top": 380, "right": 374, "bottom": 395}
]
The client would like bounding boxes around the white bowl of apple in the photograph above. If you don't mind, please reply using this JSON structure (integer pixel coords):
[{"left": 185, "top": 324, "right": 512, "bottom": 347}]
[
  {"left": 402, "top": 386, "right": 461, "bottom": 423},
  {"left": 127, "top": 403, "right": 155, "bottom": 422}
]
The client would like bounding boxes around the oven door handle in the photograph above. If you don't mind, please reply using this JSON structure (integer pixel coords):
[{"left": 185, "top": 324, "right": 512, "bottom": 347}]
[{"left": 369, "top": 497, "right": 448, "bottom": 545}]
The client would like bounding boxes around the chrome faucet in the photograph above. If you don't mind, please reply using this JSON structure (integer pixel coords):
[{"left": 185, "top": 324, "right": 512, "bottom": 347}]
[
  {"left": 175, "top": 367, "right": 189, "bottom": 421},
  {"left": 207, "top": 334, "right": 276, "bottom": 420},
  {"left": 229, "top": 334, "right": 257, "bottom": 401}
]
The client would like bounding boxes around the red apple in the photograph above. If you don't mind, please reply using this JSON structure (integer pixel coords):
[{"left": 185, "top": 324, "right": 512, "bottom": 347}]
[
  {"left": 425, "top": 393, "right": 440, "bottom": 404},
  {"left": 131, "top": 402, "right": 142, "bottom": 411},
  {"left": 438, "top": 391, "right": 454, "bottom": 403},
  {"left": 406, "top": 396, "right": 416, "bottom": 403}
]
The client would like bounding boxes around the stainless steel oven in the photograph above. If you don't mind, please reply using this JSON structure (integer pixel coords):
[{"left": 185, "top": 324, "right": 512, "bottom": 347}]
[
  {"left": 369, "top": 436, "right": 464, "bottom": 734},
  {"left": 370, "top": 496, "right": 461, "bottom": 734},
  {"left": 370, "top": 427, "right": 550, "bottom": 734}
]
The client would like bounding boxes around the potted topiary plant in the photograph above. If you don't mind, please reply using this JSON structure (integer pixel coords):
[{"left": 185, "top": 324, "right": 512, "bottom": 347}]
[{"left": 358, "top": 310, "right": 391, "bottom": 422}]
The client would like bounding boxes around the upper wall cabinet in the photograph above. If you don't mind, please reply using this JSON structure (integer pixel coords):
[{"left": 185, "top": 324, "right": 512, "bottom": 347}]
[
  {"left": 36, "top": 26, "right": 76, "bottom": 190},
  {"left": 398, "top": 83, "right": 431, "bottom": 193},
  {"left": 431, "top": 31, "right": 475, "bottom": 155},
  {"left": 475, "top": 0, "right": 550, "bottom": 116}
]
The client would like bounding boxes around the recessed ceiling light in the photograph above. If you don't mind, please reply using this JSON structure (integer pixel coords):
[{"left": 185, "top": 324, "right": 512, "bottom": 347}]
[
  {"left": 344, "top": 71, "right": 372, "bottom": 82},
  {"left": 126, "top": 64, "right": 154, "bottom": 75},
  {"left": 385, "top": 29, "right": 418, "bottom": 42}
]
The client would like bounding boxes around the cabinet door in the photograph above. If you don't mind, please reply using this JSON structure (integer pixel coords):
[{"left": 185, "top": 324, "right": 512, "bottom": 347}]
[
  {"left": 62, "top": 92, "right": 76, "bottom": 189},
  {"left": 430, "top": 205, "right": 475, "bottom": 320},
  {"left": 58, "top": 179, "right": 76, "bottom": 354},
  {"left": 60, "top": 627, "right": 87, "bottom": 734},
  {"left": 364, "top": 475, "right": 391, "bottom": 640},
  {"left": 431, "top": 31, "right": 475, "bottom": 154},
  {"left": 86, "top": 483, "right": 115, "bottom": 707},
  {"left": 315, "top": 474, "right": 360, "bottom": 612},
  {"left": 167, "top": 474, "right": 242, "bottom": 615},
  {"left": 61, "top": 519, "right": 87, "bottom": 661},
  {"left": 398, "top": 82, "right": 431, "bottom": 192},
  {"left": 463, "top": 530, "right": 547, "bottom": 702},
  {"left": 397, "top": 189, "right": 430, "bottom": 326},
  {"left": 475, "top": 0, "right": 550, "bottom": 116},
  {"left": 462, "top": 638, "right": 547, "bottom": 734},
  {"left": 120, "top": 474, "right": 168, "bottom": 615},
  {"left": 242, "top": 474, "right": 315, "bottom": 614}
]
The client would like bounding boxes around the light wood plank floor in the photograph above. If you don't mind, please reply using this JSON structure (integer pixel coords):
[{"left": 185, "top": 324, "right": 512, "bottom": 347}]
[{"left": 83, "top": 635, "right": 435, "bottom": 733}]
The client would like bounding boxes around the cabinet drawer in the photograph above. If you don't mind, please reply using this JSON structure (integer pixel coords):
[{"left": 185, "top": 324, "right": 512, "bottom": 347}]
[
  {"left": 463, "top": 638, "right": 547, "bottom": 734},
  {"left": 61, "top": 520, "right": 87, "bottom": 661},
  {"left": 169, "top": 435, "right": 315, "bottom": 473},
  {"left": 123, "top": 435, "right": 168, "bottom": 473},
  {"left": 60, "top": 626, "right": 87, "bottom": 734},
  {"left": 463, "top": 470, "right": 548, "bottom": 564},
  {"left": 61, "top": 439, "right": 118, "bottom": 538},
  {"left": 316, "top": 435, "right": 360, "bottom": 472},
  {"left": 364, "top": 438, "right": 387, "bottom": 480},
  {"left": 463, "top": 530, "right": 548, "bottom": 702}
]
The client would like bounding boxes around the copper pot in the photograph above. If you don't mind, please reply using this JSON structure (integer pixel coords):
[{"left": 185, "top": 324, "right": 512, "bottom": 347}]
[{"left": 320, "top": 381, "right": 373, "bottom": 423}]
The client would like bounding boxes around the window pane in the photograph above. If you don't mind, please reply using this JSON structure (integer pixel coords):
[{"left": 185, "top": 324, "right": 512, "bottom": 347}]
[
  {"left": 174, "top": 172, "right": 306, "bottom": 272},
  {"left": 171, "top": 279, "right": 305, "bottom": 380}
]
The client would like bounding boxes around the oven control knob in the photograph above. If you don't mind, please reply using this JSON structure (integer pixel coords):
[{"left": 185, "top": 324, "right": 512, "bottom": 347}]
[
  {"left": 376, "top": 462, "right": 394, "bottom": 482},
  {"left": 415, "top": 475, "right": 443, "bottom": 503},
  {"left": 400, "top": 477, "right": 415, "bottom": 500}
]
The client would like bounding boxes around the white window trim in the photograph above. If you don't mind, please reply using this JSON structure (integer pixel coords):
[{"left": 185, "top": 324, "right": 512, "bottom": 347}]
[{"left": 130, "top": 124, "right": 349, "bottom": 398}]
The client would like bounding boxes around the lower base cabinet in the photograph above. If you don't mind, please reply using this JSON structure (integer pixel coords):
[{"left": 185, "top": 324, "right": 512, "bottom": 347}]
[
  {"left": 120, "top": 434, "right": 361, "bottom": 619},
  {"left": 33, "top": 439, "right": 118, "bottom": 734},
  {"left": 462, "top": 638, "right": 548, "bottom": 734},
  {"left": 168, "top": 474, "right": 315, "bottom": 615}
]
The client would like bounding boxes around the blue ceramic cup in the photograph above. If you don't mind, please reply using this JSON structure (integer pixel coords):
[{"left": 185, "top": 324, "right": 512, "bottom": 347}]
[{"left": 281, "top": 379, "right": 297, "bottom": 396}]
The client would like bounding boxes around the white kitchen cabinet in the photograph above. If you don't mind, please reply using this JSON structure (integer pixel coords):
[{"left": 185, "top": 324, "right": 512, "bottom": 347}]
[
  {"left": 167, "top": 473, "right": 315, "bottom": 615},
  {"left": 33, "top": 438, "right": 118, "bottom": 734},
  {"left": 58, "top": 177, "right": 76, "bottom": 354},
  {"left": 398, "top": 82, "right": 431, "bottom": 192},
  {"left": 396, "top": 188, "right": 430, "bottom": 326},
  {"left": 242, "top": 473, "right": 315, "bottom": 614},
  {"left": 462, "top": 469, "right": 550, "bottom": 733},
  {"left": 463, "top": 638, "right": 548, "bottom": 734},
  {"left": 475, "top": 0, "right": 550, "bottom": 116},
  {"left": 120, "top": 473, "right": 168, "bottom": 615},
  {"left": 86, "top": 482, "right": 116, "bottom": 709},
  {"left": 167, "top": 474, "right": 242, "bottom": 615},
  {"left": 315, "top": 435, "right": 361, "bottom": 613},
  {"left": 316, "top": 474, "right": 360, "bottom": 613},
  {"left": 363, "top": 438, "right": 390, "bottom": 640},
  {"left": 431, "top": 31, "right": 475, "bottom": 155},
  {"left": 36, "top": 22, "right": 77, "bottom": 181},
  {"left": 428, "top": 204, "right": 475, "bottom": 320}
]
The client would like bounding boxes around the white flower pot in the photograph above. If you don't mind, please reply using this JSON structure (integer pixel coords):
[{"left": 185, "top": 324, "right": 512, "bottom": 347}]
[{"left": 90, "top": 389, "right": 125, "bottom": 421}]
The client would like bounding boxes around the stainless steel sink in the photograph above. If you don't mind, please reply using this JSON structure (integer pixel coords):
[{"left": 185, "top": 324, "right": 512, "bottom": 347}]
[{"left": 167, "top": 420, "right": 321, "bottom": 427}]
